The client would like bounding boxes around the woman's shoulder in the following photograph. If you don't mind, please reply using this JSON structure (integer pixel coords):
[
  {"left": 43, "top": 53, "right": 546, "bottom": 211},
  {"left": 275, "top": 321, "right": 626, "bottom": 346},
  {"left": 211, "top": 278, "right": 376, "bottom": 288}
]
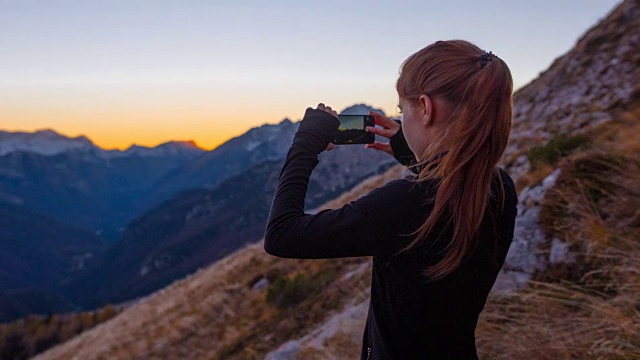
[
  {"left": 375, "top": 175, "right": 437, "bottom": 198},
  {"left": 350, "top": 176, "right": 435, "bottom": 216},
  {"left": 356, "top": 177, "right": 414, "bottom": 202}
]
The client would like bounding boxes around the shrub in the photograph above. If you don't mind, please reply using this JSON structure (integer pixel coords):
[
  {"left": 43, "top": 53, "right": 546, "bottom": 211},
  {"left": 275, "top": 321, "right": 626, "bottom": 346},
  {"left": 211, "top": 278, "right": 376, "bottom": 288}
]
[
  {"left": 540, "top": 153, "right": 624, "bottom": 239},
  {"left": 527, "top": 133, "right": 590, "bottom": 170},
  {"left": 0, "top": 304, "right": 123, "bottom": 359},
  {"left": 266, "top": 269, "right": 336, "bottom": 308},
  {"left": 536, "top": 151, "right": 637, "bottom": 295}
]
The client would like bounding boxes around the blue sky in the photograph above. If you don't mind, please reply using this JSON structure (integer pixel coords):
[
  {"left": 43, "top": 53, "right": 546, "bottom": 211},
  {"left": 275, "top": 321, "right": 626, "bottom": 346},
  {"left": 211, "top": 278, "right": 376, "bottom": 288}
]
[{"left": 0, "top": 0, "right": 622, "bottom": 149}]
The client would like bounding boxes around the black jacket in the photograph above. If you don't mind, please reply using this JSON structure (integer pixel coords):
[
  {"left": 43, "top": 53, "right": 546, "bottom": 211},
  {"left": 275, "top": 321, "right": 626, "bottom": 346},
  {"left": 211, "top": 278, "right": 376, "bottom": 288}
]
[{"left": 264, "top": 109, "right": 518, "bottom": 359}]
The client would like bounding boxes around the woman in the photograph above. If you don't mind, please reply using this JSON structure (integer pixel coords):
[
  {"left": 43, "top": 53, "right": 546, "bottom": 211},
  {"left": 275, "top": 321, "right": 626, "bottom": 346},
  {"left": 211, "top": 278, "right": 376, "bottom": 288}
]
[{"left": 264, "top": 40, "right": 518, "bottom": 359}]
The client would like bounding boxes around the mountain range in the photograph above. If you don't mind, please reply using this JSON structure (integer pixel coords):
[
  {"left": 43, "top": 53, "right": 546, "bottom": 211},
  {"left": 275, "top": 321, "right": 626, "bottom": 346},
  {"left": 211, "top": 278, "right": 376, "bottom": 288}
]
[
  {"left": 0, "top": 131, "right": 206, "bottom": 236},
  {"left": 0, "top": 103, "right": 393, "bottom": 319}
]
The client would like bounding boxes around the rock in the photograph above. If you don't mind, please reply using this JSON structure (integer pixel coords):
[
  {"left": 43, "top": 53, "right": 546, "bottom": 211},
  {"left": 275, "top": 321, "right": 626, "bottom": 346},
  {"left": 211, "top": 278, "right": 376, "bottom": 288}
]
[
  {"left": 494, "top": 169, "right": 561, "bottom": 293},
  {"left": 549, "top": 238, "right": 576, "bottom": 265},
  {"left": 251, "top": 277, "right": 269, "bottom": 292}
]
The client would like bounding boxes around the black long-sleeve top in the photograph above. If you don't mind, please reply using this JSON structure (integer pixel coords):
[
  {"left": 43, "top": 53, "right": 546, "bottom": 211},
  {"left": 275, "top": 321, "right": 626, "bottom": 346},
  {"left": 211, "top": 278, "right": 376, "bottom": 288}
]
[{"left": 264, "top": 109, "right": 518, "bottom": 359}]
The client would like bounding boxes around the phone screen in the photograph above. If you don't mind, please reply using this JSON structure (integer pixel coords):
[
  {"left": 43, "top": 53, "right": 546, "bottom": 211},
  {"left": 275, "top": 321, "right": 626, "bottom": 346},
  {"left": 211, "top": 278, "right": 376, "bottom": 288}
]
[
  {"left": 334, "top": 115, "right": 374, "bottom": 144},
  {"left": 338, "top": 115, "right": 365, "bottom": 130}
]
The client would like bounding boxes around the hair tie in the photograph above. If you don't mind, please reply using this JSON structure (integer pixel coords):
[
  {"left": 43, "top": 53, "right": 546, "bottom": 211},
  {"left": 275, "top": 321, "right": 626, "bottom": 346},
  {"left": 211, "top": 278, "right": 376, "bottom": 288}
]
[{"left": 480, "top": 51, "right": 494, "bottom": 67}]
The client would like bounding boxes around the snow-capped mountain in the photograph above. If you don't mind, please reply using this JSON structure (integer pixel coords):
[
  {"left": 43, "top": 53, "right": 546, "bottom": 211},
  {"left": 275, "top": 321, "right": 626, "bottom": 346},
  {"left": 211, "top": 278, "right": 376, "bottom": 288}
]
[
  {"left": 0, "top": 129, "right": 96, "bottom": 156},
  {"left": 0, "top": 104, "right": 390, "bottom": 237},
  {"left": 144, "top": 118, "right": 300, "bottom": 203},
  {"left": 0, "top": 129, "right": 205, "bottom": 158},
  {"left": 123, "top": 141, "right": 205, "bottom": 158}
]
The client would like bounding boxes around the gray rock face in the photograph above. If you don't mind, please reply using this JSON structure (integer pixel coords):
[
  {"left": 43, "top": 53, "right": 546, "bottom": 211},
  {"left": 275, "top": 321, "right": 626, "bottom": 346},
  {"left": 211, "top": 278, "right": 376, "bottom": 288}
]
[
  {"left": 504, "top": 0, "right": 640, "bottom": 174},
  {"left": 265, "top": 300, "right": 369, "bottom": 360},
  {"left": 493, "top": 169, "right": 561, "bottom": 293},
  {"left": 549, "top": 238, "right": 576, "bottom": 265}
]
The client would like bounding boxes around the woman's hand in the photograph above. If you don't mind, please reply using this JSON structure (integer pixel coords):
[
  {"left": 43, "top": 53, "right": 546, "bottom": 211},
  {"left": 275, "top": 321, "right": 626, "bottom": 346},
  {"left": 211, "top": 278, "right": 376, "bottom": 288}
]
[
  {"left": 306, "top": 103, "right": 337, "bottom": 152},
  {"left": 364, "top": 111, "right": 401, "bottom": 156}
]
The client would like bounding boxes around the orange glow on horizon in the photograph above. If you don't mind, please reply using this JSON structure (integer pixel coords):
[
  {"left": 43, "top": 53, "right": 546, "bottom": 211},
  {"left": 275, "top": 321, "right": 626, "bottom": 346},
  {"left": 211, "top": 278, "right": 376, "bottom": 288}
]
[
  {"left": 1, "top": 88, "right": 396, "bottom": 151},
  {"left": 1, "top": 109, "right": 290, "bottom": 152},
  {"left": 0, "top": 115, "right": 288, "bottom": 151},
  {"left": 0, "top": 80, "right": 396, "bottom": 151}
]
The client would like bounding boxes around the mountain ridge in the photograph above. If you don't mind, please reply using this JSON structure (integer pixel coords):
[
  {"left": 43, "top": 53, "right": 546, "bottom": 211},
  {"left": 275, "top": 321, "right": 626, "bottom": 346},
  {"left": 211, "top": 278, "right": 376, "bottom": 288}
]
[
  {"left": 0, "top": 201, "right": 107, "bottom": 322},
  {"left": 0, "top": 128, "right": 206, "bottom": 158},
  {"left": 1, "top": 102, "right": 384, "bottom": 158}
]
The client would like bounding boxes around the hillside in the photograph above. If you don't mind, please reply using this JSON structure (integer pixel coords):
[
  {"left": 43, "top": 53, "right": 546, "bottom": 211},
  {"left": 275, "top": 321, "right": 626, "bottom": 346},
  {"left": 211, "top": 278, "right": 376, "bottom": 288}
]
[
  {"left": 0, "top": 136, "right": 205, "bottom": 235},
  {"left": 0, "top": 202, "right": 106, "bottom": 322},
  {"left": 34, "top": 0, "right": 640, "bottom": 358},
  {"left": 504, "top": 0, "right": 640, "bottom": 182}
]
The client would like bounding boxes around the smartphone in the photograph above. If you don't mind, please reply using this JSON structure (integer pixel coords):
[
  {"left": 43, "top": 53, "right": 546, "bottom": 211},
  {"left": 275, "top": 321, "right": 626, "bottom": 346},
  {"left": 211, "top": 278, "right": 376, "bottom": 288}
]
[{"left": 333, "top": 115, "right": 375, "bottom": 145}]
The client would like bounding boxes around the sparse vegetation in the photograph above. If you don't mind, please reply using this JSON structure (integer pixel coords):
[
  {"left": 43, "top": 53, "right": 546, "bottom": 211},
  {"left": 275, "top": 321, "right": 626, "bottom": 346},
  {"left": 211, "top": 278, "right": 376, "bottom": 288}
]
[
  {"left": 526, "top": 133, "right": 590, "bottom": 170},
  {"left": 477, "top": 187, "right": 640, "bottom": 358},
  {"left": 0, "top": 304, "right": 122, "bottom": 359},
  {"left": 266, "top": 269, "right": 337, "bottom": 308}
]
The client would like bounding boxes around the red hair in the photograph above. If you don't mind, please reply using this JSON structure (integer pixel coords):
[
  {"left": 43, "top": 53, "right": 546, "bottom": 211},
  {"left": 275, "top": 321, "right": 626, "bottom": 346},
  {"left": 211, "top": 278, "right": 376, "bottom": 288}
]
[{"left": 396, "top": 40, "right": 513, "bottom": 280}]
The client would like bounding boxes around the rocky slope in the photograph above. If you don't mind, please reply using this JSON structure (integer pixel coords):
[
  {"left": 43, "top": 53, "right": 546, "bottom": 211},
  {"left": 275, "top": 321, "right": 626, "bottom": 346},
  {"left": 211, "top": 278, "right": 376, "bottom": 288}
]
[
  {"left": 504, "top": 0, "right": 640, "bottom": 180},
  {"left": 0, "top": 202, "right": 106, "bottom": 322}
]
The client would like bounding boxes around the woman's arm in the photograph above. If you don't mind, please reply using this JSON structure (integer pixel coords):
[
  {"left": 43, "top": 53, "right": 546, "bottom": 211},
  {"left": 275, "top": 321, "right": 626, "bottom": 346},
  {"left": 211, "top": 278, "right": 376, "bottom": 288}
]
[{"left": 264, "top": 107, "right": 423, "bottom": 259}]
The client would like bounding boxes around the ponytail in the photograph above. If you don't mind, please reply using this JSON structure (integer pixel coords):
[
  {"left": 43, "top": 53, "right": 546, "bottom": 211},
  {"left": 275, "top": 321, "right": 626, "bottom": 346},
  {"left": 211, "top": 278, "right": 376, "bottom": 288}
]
[{"left": 396, "top": 40, "right": 513, "bottom": 280}]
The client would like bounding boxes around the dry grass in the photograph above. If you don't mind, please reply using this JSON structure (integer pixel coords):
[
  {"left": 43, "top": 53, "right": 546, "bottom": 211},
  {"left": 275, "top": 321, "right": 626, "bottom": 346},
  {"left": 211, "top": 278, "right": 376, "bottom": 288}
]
[
  {"left": 478, "top": 230, "right": 640, "bottom": 359},
  {"left": 514, "top": 161, "right": 556, "bottom": 193},
  {"left": 477, "top": 107, "right": 640, "bottom": 359}
]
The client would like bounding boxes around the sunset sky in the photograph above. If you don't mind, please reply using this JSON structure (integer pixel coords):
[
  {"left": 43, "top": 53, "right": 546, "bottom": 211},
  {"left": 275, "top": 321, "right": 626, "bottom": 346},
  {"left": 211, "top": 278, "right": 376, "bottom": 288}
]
[{"left": 0, "top": 0, "right": 621, "bottom": 150}]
